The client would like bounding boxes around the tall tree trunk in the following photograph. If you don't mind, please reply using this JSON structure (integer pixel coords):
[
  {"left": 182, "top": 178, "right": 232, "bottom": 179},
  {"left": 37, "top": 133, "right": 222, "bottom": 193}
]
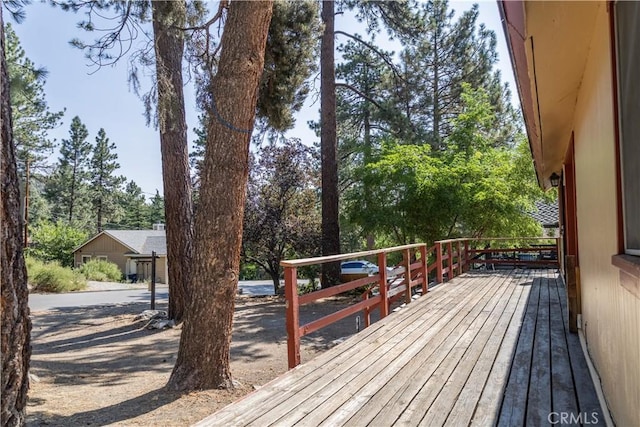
[
  {"left": 269, "top": 269, "right": 280, "bottom": 295},
  {"left": 152, "top": 0, "right": 193, "bottom": 323},
  {"left": 69, "top": 161, "right": 76, "bottom": 223},
  {"left": 363, "top": 66, "right": 374, "bottom": 250},
  {"left": 320, "top": 0, "right": 341, "bottom": 287},
  {"left": 166, "top": 0, "right": 273, "bottom": 391},
  {"left": 96, "top": 199, "right": 102, "bottom": 233},
  {"left": 1, "top": 7, "right": 32, "bottom": 425},
  {"left": 432, "top": 23, "right": 440, "bottom": 151}
]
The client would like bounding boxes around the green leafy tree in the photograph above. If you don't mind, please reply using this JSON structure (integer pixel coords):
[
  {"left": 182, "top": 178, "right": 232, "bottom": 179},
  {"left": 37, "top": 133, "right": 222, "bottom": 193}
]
[
  {"left": 90, "top": 128, "right": 125, "bottom": 232},
  {"left": 46, "top": 116, "right": 92, "bottom": 229},
  {"left": 242, "top": 139, "right": 321, "bottom": 293},
  {"left": 349, "top": 85, "right": 542, "bottom": 245},
  {"left": 26, "top": 222, "right": 88, "bottom": 267}
]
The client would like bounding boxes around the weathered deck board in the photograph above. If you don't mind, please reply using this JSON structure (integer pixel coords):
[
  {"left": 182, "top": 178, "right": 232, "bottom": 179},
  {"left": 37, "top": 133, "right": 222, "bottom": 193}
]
[
  {"left": 195, "top": 270, "right": 604, "bottom": 427},
  {"left": 549, "top": 275, "right": 580, "bottom": 419},
  {"left": 497, "top": 273, "right": 541, "bottom": 427},
  {"left": 211, "top": 274, "right": 483, "bottom": 426}
]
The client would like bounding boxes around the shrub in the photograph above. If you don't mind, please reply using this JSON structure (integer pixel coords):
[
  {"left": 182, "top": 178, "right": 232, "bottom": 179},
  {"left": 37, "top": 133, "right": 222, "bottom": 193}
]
[
  {"left": 26, "top": 222, "right": 88, "bottom": 267},
  {"left": 25, "top": 256, "right": 46, "bottom": 281},
  {"left": 31, "top": 263, "right": 87, "bottom": 293},
  {"left": 79, "top": 259, "right": 122, "bottom": 282}
]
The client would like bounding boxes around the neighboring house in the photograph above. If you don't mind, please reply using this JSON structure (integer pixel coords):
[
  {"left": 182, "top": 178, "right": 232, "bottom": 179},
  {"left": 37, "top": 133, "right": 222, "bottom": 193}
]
[
  {"left": 73, "top": 229, "right": 168, "bottom": 284},
  {"left": 500, "top": 1, "right": 639, "bottom": 425},
  {"left": 530, "top": 200, "right": 559, "bottom": 237}
]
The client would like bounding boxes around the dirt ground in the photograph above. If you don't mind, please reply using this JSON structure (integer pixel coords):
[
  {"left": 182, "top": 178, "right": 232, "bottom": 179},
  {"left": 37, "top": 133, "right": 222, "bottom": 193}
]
[{"left": 27, "top": 295, "right": 365, "bottom": 426}]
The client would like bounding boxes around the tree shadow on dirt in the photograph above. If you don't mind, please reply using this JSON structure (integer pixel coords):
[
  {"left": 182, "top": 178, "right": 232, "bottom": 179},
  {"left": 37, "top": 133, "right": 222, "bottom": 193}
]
[
  {"left": 28, "top": 387, "right": 180, "bottom": 426},
  {"left": 30, "top": 296, "right": 368, "bottom": 391}
]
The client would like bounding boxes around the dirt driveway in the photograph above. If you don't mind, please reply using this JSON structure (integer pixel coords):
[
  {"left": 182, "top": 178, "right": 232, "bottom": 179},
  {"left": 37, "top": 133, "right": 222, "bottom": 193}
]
[{"left": 26, "top": 295, "right": 364, "bottom": 426}]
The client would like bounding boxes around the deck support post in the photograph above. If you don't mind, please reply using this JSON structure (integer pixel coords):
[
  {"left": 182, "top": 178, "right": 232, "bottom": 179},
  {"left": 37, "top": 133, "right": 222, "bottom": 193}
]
[
  {"left": 436, "top": 242, "right": 443, "bottom": 284},
  {"left": 419, "top": 245, "right": 428, "bottom": 294},
  {"left": 285, "top": 266, "right": 301, "bottom": 368},
  {"left": 377, "top": 252, "right": 389, "bottom": 318},
  {"left": 404, "top": 249, "right": 412, "bottom": 304}
]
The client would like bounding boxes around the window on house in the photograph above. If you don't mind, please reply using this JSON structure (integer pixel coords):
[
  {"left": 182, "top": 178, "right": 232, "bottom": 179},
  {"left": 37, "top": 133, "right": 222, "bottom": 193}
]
[
  {"left": 97, "top": 256, "right": 108, "bottom": 261},
  {"left": 614, "top": 1, "right": 640, "bottom": 256},
  {"left": 82, "top": 255, "right": 92, "bottom": 264}
]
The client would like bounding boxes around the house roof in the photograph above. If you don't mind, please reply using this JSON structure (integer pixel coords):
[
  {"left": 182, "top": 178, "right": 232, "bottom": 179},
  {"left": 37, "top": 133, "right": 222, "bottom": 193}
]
[
  {"left": 73, "top": 230, "right": 167, "bottom": 256},
  {"left": 531, "top": 201, "right": 559, "bottom": 228},
  {"left": 498, "top": 1, "right": 601, "bottom": 189}
]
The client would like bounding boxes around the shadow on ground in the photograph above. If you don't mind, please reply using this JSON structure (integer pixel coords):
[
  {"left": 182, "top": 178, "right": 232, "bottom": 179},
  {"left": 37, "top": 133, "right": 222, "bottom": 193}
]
[{"left": 27, "top": 296, "right": 369, "bottom": 425}]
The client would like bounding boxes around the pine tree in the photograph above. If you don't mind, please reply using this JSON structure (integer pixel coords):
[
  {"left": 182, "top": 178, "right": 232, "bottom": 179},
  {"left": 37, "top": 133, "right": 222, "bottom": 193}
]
[
  {"left": 46, "top": 116, "right": 92, "bottom": 229},
  {"left": 1, "top": 7, "right": 31, "bottom": 424},
  {"left": 5, "top": 23, "right": 64, "bottom": 243},
  {"left": 90, "top": 128, "right": 125, "bottom": 233},
  {"left": 148, "top": 190, "right": 165, "bottom": 226},
  {"left": 4, "top": 23, "right": 64, "bottom": 179},
  {"left": 118, "top": 180, "right": 149, "bottom": 229},
  {"left": 167, "top": 0, "right": 273, "bottom": 392},
  {"left": 393, "top": 1, "right": 516, "bottom": 149}
]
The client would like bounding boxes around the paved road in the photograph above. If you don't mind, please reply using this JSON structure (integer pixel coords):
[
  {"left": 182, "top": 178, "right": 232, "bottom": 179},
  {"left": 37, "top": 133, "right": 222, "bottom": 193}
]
[
  {"left": 29, "top": 280, "right": 278, "bottom": 312},
  {"left": 29, "top": 289, "right": 170, "bottom": 312}
]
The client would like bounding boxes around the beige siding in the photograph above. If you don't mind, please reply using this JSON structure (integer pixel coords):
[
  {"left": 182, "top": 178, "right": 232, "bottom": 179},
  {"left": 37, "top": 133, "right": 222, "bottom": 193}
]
[
  {"left": 73, "top": 234, "right": 131, "bottom": 277},
  {"left": 572, "top": 5, "right": 640, "bottom": 426},
  {"left": 134, "top": 256, "right": 167, "bottom": 284},
  {"left": 73, "top": 234, "right": 167, "bottom": 284}
]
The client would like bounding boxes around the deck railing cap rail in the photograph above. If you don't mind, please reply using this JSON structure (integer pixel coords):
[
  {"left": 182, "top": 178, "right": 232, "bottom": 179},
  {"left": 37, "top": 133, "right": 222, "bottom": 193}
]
[
  {"left": 280, "top": 243, "right": 427, "bottom": 268},
  {"left": 468, "top": 236, "right": 556, "bottom": 241}
]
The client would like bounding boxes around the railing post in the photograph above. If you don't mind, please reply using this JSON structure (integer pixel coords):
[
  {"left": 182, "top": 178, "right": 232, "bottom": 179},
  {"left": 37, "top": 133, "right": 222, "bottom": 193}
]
[
  {"left": 436, "top": 242, "right": 443, "bottom": 284},
  {"left": 555, "top": 237, "right": 561, "bottom": 269},
  {"left": 447, "top": 241, "right": 454, "bottom": 279},
  {"left": 464, "top": 240, "right": 470, "bottom": 272},
  {"left": 419, "top": 245, "right": 428, "bottom": 294},
  {"left": 284, "top": 266, "right": 300, "bottom": 369},
  {"left": 403, "top": 249, "right": 412, "bottom": 304},
  {"left": 364, "top": 294, "right": 371, "bottom": 328},
  {"left": 456, "top": 240, "right": 462, "bottom": 276},
  {"left": 377, "top": 252, "right": 389, "bottom": 318}
]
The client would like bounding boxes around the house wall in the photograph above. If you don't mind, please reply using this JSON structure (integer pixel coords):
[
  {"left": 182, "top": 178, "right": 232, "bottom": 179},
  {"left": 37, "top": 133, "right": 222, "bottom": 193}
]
[
  {"left": 572, "top": 5, "right": 640, "bottom": 425},
  {"left": 73, "top": 235, "right": 167, "bottom": 283},
  {"left": 73, "top": 234, "right": 130, "bottom": 278},
  {"left": 135, "top": 257, "right": 167, "bottom": 284}
]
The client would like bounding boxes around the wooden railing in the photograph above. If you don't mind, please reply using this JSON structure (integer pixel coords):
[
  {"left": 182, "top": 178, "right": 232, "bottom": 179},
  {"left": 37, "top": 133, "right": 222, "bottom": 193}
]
[{"left": 281, "top": 237, "right": 559, "bottom": 368}]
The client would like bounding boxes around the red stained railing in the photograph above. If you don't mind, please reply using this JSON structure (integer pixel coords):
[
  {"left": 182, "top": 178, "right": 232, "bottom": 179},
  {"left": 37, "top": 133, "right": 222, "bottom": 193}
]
[{"left": 282, "top": 237, "right": 558, "bottom": 368}]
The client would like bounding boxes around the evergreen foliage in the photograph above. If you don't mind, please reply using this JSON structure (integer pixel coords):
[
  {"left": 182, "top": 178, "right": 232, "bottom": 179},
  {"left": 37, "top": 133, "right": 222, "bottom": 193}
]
[
  {"left": 255, "top": 0, "right": 320, "bottom": 133},
  {"left": 46, "top": 116, "right": 92, "bottom": 228},
  {"left": 4, "top": 23, "right": 64, "bottom": 179},
  {"left": 148, "top": 190, "right": 165, "bottom": 225},
  {"left": 90, "top": 128, "right": 125, "bottom": 233},
  {"left": 118, "top": 180, "right": 151, "bottom": 229}
]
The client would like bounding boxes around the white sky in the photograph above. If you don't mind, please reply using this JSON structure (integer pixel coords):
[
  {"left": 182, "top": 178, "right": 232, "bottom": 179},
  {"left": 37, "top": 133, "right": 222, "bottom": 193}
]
[{"left": 10, "top": 0, "right": 517, "bottom": 198}]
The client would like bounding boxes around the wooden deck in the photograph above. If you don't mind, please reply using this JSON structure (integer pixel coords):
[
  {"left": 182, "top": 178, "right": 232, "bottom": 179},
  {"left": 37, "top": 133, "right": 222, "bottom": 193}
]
[{"left": 196, "top": 270, "right": 604, "bottom": 426}]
